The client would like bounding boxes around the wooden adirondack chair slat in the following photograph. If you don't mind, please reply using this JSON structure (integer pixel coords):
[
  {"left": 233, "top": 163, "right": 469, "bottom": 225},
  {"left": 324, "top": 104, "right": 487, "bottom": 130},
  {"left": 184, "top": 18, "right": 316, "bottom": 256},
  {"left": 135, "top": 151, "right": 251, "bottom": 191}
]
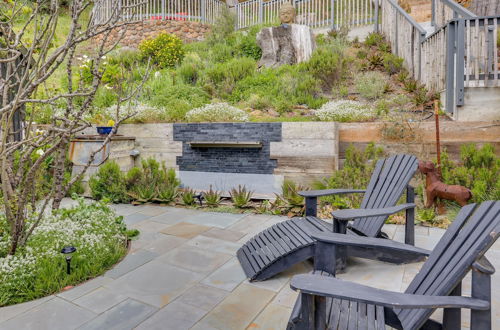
[{"left": 237, "top": 154, "right": 418, "bottom": 281}]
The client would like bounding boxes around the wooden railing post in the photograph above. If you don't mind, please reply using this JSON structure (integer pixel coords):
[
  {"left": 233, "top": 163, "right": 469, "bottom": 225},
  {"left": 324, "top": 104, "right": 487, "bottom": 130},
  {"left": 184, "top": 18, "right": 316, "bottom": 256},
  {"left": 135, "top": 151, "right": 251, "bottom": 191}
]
[
  {"left": 258, "top": 0, "right": 263, "bottom": 24},
  {"left": 456, "top": 18, "right": 465, "bottom": 106},
  {"left": 374, "top": 0, "right": 379, "bottom": 32},
  {"left": 201, "top": 0, "right": 206, "bottom": 22},
  {"left": 331, "top": 0, "right": 336, "bottom": 30},
  {"left": 445, "top": 20, "right": 456, "bottom": 114}
]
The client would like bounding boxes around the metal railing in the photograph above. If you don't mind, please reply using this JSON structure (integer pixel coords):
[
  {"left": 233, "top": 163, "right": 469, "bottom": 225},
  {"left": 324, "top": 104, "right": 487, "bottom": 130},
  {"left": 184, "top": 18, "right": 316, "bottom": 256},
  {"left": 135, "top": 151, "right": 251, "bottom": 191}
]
[
  {"left": 379, "top": 0, "right": 500, "bottom": 114},
  {"left": 431, "top": 0, "right": 476, "bottom": 28}
]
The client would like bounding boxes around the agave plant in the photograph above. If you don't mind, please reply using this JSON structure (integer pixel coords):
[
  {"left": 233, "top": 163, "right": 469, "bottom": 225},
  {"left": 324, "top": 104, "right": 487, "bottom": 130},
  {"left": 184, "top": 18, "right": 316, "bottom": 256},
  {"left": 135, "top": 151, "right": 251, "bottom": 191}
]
[
  {"left": 128, "top": 184, "right": 156, "bottom": 204},
  {"left": 155, "top": 183, "right": 178, "bottom": 203},
  {"left": 204, "top": 185, "right": 221, "bottom": 207},
  {"left": 230, "top": 185, "right": 253, "bottom": 208},
  {"left": 181, "top": 188, "right": 196, "bottom": 206}
]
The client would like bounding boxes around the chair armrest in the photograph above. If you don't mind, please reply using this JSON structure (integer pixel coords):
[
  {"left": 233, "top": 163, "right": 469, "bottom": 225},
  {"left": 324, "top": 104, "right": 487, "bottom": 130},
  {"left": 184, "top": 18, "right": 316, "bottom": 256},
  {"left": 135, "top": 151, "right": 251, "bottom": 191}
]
[
  {"left": 331, "top": 203, "right": 416, "bottom": 221},
  {"left": 290, "top": 275, "right": 490, "bottom": 310},
  {"left": 299, "top": 189, "right": 365, "bottom": 198},
  {"left": 311, "top": 231, "right": 430, "bottom": 256}
]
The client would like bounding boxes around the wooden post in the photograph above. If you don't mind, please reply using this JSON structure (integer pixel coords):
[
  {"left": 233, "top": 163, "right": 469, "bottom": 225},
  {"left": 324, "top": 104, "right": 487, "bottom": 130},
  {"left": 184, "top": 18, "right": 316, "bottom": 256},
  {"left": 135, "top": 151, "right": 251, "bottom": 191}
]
[
  {"left": 443, "top": 282, "right": 462, "bottom": 329},
  {"left": 305, "top": 196, "right": 317, "bottom": 217},
  {"left": 405, "top": 185, "right": 415, "bottom": 246},
  {"left": 471, "top": 268, "right": 492, "bottom": 330},
  {"left": 434, "top": 100, "right": 441, "bottom": 177}
]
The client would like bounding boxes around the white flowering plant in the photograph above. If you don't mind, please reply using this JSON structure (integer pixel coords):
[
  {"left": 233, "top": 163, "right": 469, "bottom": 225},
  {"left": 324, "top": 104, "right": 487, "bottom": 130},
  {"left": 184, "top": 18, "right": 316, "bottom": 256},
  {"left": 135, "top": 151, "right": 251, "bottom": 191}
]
[
  {"left": 185, "top": 103, "right": 249, "bottom": 122},
  {"left": 314, "top": 100, "right": 375, "bottom": 122},
  {"left": 0, "top": 198, "right": 129, "bottom": 306}
]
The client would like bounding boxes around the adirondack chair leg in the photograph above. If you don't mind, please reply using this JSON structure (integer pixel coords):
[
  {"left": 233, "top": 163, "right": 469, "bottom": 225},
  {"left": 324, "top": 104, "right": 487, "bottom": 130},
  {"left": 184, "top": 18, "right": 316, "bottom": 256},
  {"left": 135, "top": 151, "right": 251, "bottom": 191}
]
[
  {"left": 470, "top": 268, "right": 491, "bottom": 330},
  {"left": 305, "top": 197, "right": 317, "bottom": 217},
  {"left": 314, "top": 296, "right": 327, "bottom": 330},
  {"left": 301, "top": 293, "right": 314, "bottom": 329},
  {"left": 443, "top": 282, "right": 461, "bottom": 329},
  {"left": 332, "top": 217, "right": 348, "bottom": 271},
  {"left": 314, "top": 241, "right": 337, "bottom": 275},
  {"left": 405, "top": 185, "right": 415, "bottom": 246}
]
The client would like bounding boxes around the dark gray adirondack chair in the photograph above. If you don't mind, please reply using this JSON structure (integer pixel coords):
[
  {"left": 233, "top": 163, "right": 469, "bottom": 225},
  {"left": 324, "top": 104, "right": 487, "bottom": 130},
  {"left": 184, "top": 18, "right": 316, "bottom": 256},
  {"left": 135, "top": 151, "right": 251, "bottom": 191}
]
[
  {"left": 289, "top": 201, "right": 500, "bottom": 330},
  {"left": 237, "top": 154, "right": 420, "bottom": 282}
]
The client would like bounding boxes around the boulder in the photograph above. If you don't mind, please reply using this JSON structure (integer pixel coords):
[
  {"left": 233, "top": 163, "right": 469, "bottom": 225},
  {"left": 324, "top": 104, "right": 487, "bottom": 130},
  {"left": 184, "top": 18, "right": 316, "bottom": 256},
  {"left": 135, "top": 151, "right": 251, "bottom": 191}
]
[{"left": 256, "top": 24, "right": 316, "bottom": 68}]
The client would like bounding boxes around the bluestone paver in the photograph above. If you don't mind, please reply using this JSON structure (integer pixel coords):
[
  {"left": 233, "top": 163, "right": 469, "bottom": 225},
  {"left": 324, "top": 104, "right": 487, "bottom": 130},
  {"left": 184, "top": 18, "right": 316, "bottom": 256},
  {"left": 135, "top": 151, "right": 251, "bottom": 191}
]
[
  {"left": 104, "top": 260, "right": 203, "bottom": 307},
  {"left": 201, "top": 257, "right": 246, "bottom": 292},
  {"left": 148, "top": 208, "right": 201, "bottom": 225},
  {"left": 160, "top": 222, "right": 211, "bottom": 239},
  {"left": 250, "top": 303, "right": 292, "bottom": 330},
  {"left": 0, "top": 297, "right": 96, "bottom": 330},
  {"left": 187, "top": 235, "right": 241, "bottom": 256},
  {"left": 73, "top": 287, "right": 127, "bottom": 314},
  {"left": 105, "top": 249, "right": 158, "bottom": 279},
  {"left": 183, "top": 211, "right": 246, "bottom": 228},
  {"left": 157, "top": 245, "right": 232, "bottom": 274},
  {"left": 78, "top": 299, "right": 156, "bottom": 330},
  {"left": 201, "top": 227, "right": 246, "bottom": 242},
  {"left": 135, "top": 300, "right": 206, "bottom": 330},
  {"left": 177, "top": 284, "right": 228, "bottom": 311},
  {"left": 198, "top": 283, "right": 275, "bottom": 330},
  {"left": 123, "top": 212, "right": 151, "bottom": 226},
  {"left": 0, "top": 296, "right": 53, "bottom": 323},
  {"left": 57, "top": 276, "right": 114, "bottom": 301},
  {"left": 141, "top": 234, "right": 186, "bottom": 255}
]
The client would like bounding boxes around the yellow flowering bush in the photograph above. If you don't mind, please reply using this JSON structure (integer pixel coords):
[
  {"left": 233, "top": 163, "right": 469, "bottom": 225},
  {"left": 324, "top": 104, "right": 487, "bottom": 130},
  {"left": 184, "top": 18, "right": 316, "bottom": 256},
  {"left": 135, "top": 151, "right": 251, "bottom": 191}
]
[{"left": 139, "top": 32, "right": 185, "bottom": 68}]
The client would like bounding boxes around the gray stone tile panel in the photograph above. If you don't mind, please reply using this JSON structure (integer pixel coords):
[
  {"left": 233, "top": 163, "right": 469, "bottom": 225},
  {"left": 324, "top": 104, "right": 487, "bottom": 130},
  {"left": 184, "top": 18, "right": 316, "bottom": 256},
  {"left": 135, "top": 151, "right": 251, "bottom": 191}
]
[
  {"left": 57, "top": 276, "right": 114, "bottom": 301},
  {"left": 105, "top": 249, "right": 158, "bottom": 279},
  {"left": 104, "top": 261, "right": 204, "bottom": 308},
  {"left": 184, "top": 211, "right": 246, "bottom": 228},
  {"left": 201, "top": 257, "right": 246, "bottom": 292},
  {"left": 135, "top": 301, "right": 206, "bottom": 330},
  {"left": 73, "top": 287, "right": 127, "bottom": 314},
  {"left": 187, "top": 235, "right": 241, "bottom": 256},
  {"left": 156, "top": 245, "right": 232, "bottom": 274},
  {"left": 78, "top": 299, "right": 156, "bottom": 330},
  {"left": 201, "top": 227, "right": 246, "bottom": 242},
  {"left": 0, "top": 297, "right": 96, "bottom": 330},
  {"left": 177, "top": 284, "right": 228, "bottom": 311}
]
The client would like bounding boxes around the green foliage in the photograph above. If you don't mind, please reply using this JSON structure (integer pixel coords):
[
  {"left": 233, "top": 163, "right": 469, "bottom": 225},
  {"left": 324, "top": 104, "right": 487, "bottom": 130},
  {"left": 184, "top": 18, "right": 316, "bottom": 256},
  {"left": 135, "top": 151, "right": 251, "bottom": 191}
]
[
  {"left": 417, "top": 208, "right": 436, "bottom": 223},
  {"left": 281, "top": 179, "right": 306, "bottom": 208},
  {"left": 234, "top": 25, "right": 262, "bottom": 60},
  {"left": 412, "top": 86, "right": 431, "bottom": 106},
  {"left": 0, "top": 198, "right": 128, "bottom": 306},
  {"left": 181, "top": 188, "right": 196, "bottom": 206},
  {"left": 315, "top": 100, "right": 375, "bottom": 122},
  {"left": 202, "top": 57, "right": 256, "bottom": 97},
  {"left": 367, "top": 51, "right": 383, "bottom": 68},
  {"left": 89, "top": 161, "right": 128, "bottom": 203},
  {"left": 126, "top": 158, "right": 180, "bottom": 203},
  {"left": 382, "top": 53, "right": 404, "bottom": 74},
  {"left": 185, "top": 103, "right": 249, "bottom": 122},
  {"left": 314, "top": 143, "right": 385, "bottom": 209},
  {"left": 440, "top": 144, "right": 499, "bottom": 203},
  {"left": 403, "top": 78, "right": 418, "bottom": 92},
  {"left": 355, "top": 71, "right": 386, "bottom": 100},
  {"left": 230, "top": 185, "right": 253, "bottom": 208},
  {"left": 208, "top": 6, "right": 236, "bottom": 43},
  {"left": 177, "top": 53, "right": 205, "bottom": 85},
  {"left": 305, "top": 43, "right": 349, "bottom": 89},
  {"left": 204, "top": 185, "right": 221, "bottom": 207},
  {"left": 364, "top": 32, "right": 384, "bottom": 47},
  {"left": 139, "top": 32, "right": 185, "bottom": 68}
]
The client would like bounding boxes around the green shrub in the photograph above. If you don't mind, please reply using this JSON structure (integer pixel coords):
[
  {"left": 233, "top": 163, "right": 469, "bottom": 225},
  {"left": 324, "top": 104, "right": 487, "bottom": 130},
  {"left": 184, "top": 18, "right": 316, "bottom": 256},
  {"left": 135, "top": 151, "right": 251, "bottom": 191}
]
[
  {"left": 355, "top": 71, "right": 386, "bottom": 100},
  {"left": 364, "top": 32, "right": 384, "bottom": 47},
  {"left": 230, "top": 185, "right": 253, "bottom": 208},
  {"left": 305, "top": 44, "right": 349, "bottom": 89},
  {"left": 314, "top": 143, "right": 385, "bottom": 209},
  {"left": 126, "top": 158, "right": 180, "bottom": 203},
  {"left": 89, "top": 161, "right": 128, "bottom": 203},
  {"left": 177, "top": 53, "right": 204, "bottom": 85},
  {"left": 412, "top": 86, "right": 431, "bottom": 106},
  {"left": 403, "top": 78, "right": 418, "bottom": 92},
  {"left": 139, "top": 32, "right": 185, "bottom": 68},
  {"left": 281, "top": 179, "right": 306, "bottom": 208},
  {"left": 440, "top": 144, "right": 499, "bottom": 203},
  {"left": 204, "top": 185, "right": 221, "bottom": 207},
  {"left": 417, "top": 208, "right": 436, "bottom": 223},
  {"left": 202, "top": 57, "right": 256, "bottom": 96},
  {"left": 107, "top": 47, "right": 142, "bottom": 69},
  {"left": 367, "top": 51, "right": 383, "bottom": 68},
  {"left": 315, "top": 100, "right": 375, "bottom": 122},
  {"left": 208, "top": 6, "right": 235, "bottom": 43},
  {"left": 375, "top": 99, "right": 390, "bottom": 115},
  {"left": 234, "top": 26, "right": 262, "bottom": 60},
  {"left": 382, "top": 53, "right": 404, "bottom": 74},
  {"left": 186, "top": 103, "right": 249, "bottom": 122}
]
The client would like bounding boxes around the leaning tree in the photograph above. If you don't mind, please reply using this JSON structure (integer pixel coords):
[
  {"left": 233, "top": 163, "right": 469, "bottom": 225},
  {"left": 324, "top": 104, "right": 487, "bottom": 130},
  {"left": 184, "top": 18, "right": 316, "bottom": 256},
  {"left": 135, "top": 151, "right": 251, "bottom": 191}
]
[{"left": 0, "top": 0, "right": 148, "bottom": 254}]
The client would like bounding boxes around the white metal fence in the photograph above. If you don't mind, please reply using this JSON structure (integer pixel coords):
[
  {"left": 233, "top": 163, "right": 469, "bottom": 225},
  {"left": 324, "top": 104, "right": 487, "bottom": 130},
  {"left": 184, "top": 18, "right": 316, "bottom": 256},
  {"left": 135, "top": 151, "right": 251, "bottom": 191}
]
[
  {"left": 92, "top": 0, "right": 377, "bottom": 30},
  {"left": 235, "top": 0, "right": 376, "bottom": 29},
  {"left": 92, "top": 0, "right": 225, "bottom": 25}
]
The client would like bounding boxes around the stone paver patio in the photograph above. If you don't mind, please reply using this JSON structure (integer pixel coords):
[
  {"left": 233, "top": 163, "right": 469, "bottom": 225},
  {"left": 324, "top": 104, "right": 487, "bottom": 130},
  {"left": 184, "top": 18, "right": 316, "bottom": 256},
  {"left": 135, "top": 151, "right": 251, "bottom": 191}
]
[{"left": 0, "top": 203, "right": 498, "bottom": 330}]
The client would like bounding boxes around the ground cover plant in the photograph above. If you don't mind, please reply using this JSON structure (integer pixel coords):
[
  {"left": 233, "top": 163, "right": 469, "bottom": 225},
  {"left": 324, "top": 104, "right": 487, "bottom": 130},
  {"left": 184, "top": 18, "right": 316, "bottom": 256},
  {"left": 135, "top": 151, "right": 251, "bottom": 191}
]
[{"left": 0, "top": 198, "right": 129, "bottom": 306}]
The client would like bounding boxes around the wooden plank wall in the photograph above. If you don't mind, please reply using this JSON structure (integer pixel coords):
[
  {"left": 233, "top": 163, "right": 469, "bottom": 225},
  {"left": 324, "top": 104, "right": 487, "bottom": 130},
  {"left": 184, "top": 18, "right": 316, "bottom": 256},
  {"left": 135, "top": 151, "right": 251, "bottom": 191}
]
[{"left": 338, "top": 122, "right": 500, "bottom": 163}]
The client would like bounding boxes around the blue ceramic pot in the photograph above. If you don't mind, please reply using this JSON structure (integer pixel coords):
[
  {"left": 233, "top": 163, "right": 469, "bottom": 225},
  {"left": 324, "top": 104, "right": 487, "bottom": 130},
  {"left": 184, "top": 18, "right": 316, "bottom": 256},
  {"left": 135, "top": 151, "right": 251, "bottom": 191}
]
[{"left": 96, "top": 126, "right": 113, "bottom": 135}]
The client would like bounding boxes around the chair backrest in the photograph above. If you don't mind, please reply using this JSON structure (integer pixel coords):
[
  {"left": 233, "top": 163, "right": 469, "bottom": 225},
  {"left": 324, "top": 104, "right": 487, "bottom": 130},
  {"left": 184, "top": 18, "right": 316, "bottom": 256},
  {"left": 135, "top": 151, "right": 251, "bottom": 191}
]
[
  {"left": 350, "top": 154, "right": 418, "bottom": 237},
  {"left": 397, "top": 201, "right": 500, "bottom": 329}
]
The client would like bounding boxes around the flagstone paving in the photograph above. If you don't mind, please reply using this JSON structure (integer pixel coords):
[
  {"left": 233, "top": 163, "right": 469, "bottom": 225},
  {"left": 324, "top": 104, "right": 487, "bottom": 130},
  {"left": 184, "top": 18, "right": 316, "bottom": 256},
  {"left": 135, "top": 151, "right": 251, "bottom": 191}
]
[{"left": 1, "top": 203, "right": 499, "bottom": 330}]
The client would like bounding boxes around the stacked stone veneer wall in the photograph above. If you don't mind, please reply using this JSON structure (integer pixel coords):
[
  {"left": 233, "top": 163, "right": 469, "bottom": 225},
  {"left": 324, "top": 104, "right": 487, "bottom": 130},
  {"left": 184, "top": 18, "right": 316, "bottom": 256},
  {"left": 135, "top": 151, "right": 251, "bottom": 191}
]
[
  {"left": 173, "top": 123, "right": 282, "bottom": 174},
  {"left": 93, "top": 20, "right": 210, "bottom": 48}
]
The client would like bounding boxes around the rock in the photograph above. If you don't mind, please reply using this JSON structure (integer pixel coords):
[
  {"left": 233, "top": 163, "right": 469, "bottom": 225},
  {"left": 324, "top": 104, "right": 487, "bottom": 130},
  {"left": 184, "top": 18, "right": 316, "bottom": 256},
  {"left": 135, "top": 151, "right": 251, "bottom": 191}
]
[
  {"left": 250, "top": 110, "right": 263, "bottom": 117},
  {"left": 267, "top": 109, "right": 280, "bottom": 117},
  {"left": 256, "top": 24, "right": 316, "bottom": 68}
]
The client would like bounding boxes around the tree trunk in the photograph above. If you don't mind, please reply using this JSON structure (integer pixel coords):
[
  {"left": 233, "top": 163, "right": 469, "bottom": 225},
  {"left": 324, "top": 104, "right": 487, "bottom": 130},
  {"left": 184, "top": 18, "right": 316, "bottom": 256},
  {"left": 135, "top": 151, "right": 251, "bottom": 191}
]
[{"left": 51, "top": 137, "right": 69, "bottom": 210}]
